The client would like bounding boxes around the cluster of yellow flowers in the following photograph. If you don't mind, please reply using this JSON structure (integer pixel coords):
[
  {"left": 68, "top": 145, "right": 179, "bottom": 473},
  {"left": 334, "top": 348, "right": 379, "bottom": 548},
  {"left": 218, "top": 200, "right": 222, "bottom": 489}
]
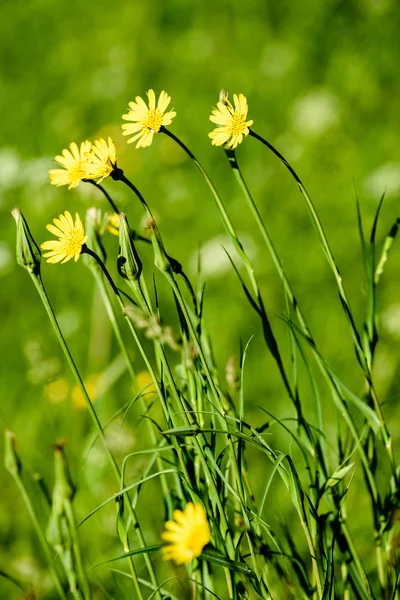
[
  {"left": 42, "top": 90, "right": 222, "bottom": 564},
  {"left": 42, "top": 89, "right": 253, "bottom": 266}
]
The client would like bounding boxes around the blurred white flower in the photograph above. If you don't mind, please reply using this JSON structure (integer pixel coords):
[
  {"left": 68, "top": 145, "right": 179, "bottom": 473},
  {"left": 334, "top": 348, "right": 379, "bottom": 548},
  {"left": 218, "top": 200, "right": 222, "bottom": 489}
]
[
  {"left": 0, "top": 149, "right": 20, "bottom": 189},
  {"left": 364, "top": 163, "right": 400, "bottom": 199},
  {"left": 189, "top": 234, "right": 257, "bottom": 278},
  {"left": 381, "top": 304, "right": 400, "bottom": 340},
  {"left": 260, "top": 42, "right": 295, "bottom": 79},
  {"left": 292, "top": 90, "right": 340, "bottom": 138}
]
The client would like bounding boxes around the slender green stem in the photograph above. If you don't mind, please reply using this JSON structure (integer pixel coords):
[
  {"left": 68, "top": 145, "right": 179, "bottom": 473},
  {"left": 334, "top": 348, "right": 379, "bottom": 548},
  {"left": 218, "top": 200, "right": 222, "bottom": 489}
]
[
  {"left": 91, "top": 271, "right": 173, "bottom": 514},
  {"left": 86, "top": 180, "right": 119, "bottom": 214},
  {"left": 225, "top": 148, "right": 327, "bottom": 463},
  {"left": 13, "top": 476, "right": 67, "bottom": 600},
  {"left": 248, "top": 130, "right": 393, "bottom": 444},
  {"left": 29, "top": 272, "right": 159, "bottom": 598},
  {"left": 160, "top": 127, "right": 296, "bottom": 403},
  {"left": 63, "top": 502, "right": 91, "bottom": 600},
  {"left": 127, "top": 278, "right": 237, "bottom": 563}
]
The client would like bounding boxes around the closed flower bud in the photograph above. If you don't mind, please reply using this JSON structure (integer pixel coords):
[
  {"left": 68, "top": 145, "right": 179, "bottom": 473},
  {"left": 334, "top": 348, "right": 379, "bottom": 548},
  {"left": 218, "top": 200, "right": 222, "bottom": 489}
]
[
  {"left": 12, "top": 208, "right": 41, "bottom": 275},
  {"left": 115, "top": 496, "right": 129, "bottom": 552},
  {"left": 53, "top": 443, "right": 75, "bottom": 512},
  {"left": 4, "top": 431, "right": 22, "bottom": 478},
  {"left": 117, "top": 214, "right": 142, "bottom": 281}
]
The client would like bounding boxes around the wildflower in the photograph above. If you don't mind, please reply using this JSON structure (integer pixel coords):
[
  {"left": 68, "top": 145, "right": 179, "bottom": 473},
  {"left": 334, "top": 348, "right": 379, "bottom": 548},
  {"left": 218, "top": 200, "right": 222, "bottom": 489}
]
[
  {"left": 12, "top": 208, "right": 41, "bottom": 275},
  {"left": 161, "top": 502, "right": 210, "bottom": 564},
  {"left": 135, "top": 371, "right": 157, "bottom": 398},
  {"left": 118, "top": 213, "right": 142, "bottom": 281},
  {"left": 121, "top": 89, "right": 176, "bottom": 148},
  {"left": 89, "top": 137, "right": 118, "bottom": 183},
  {"left": 107, "top": 213, "right": 120, "bottom": 236},
  {"left": 208, "top": 93, "right": 253, "bottom": 149},
  {"left": 49, "top": 141, "right": 92, "bottom": 189},
  {"left": 46, "top": 378, "right": 70, "bottom": 404},
  {"left": 41, "top": 211, "right": 87, "bottom": 264},
  {"left": 71, "top": 374, "right": 99, "bottom": 410}
]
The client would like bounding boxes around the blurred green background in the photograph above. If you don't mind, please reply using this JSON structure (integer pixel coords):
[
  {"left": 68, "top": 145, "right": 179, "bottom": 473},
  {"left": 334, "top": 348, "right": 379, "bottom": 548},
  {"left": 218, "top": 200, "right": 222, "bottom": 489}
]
[{"left": 1, "top": 0, "right": 400, "bottom": 596}]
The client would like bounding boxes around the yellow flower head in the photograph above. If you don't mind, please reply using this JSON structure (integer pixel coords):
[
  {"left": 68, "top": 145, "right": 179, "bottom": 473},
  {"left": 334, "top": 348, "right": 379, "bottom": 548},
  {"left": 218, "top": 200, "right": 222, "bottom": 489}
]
[
  {"left": 106, "top": 213, "right": 120, "bottom": 236},
  {"left": 209, "top": 93, "right": 253, "bottom": 149},
  {"left": 89, "top": 137, "right": 117, "bottom": 183},
  {"left": 41, "top": 211, "right": 88, "bottom": 264},
  {"left": 161, "top": 502, "right": 210, "bottom": 565},
  {"left": 121, "top": 89, "right": 176, "bottom": 148},
  {"left": 49, "top": 141, "right": 92, "bottom": 189}
]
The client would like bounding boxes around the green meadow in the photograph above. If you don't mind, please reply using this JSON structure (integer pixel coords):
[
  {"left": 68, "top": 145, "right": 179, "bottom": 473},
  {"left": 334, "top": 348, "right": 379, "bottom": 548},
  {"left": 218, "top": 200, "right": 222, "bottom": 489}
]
[{"left": 1, "top": 1, "right": 400, "bottom": 598}]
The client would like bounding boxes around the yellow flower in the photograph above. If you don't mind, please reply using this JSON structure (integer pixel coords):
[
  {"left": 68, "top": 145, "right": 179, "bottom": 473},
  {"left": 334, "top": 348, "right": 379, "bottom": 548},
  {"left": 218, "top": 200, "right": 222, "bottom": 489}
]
[
  {"left": 71, "top": 374, "right": 100, "bottom": 410},
  {"left": 208, "top": 93, "right": 253, "bottom": 149},
  {"left": 161, "top": 502, "right": 210, "bottom": 564},
  {"left": 89, "top": 137, "right": 117, "bottom": 183},
  {"left": 106, "top": 213, "right": 120, "bottom": 236},
  {"left": 41, "top": 211, "right": 88, "bottom": 264},
  {"left": 121, "top": 89, "right": 176, "bottom": 148},
  {"left": 135, "top": 370, "right": 157, "bottom": 398},
  {"left": 49, "top": 141, "right": 92, "bottom": 189},
  {"left": 45, "top": 378, "right": 70, "bottom": 404}
]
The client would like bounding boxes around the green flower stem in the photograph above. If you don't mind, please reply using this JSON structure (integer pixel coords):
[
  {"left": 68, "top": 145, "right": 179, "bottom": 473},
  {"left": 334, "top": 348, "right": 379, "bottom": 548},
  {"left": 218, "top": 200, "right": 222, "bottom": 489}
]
[
  {"left": 93, "top": 270, "right": 139, "bottom": 387},
  {"left": 63, "top": 502, "right": 91, "bottom": 600},
  {"left": 92, "top": 269, "right": 173, "bottom": 514},
  {"left": 161, "top": 127, "right": 296, "bottom": 405},
  {"left": 248, "top": 129, "right": 394, "bottom": 467},
  {"left": 29, "top": 272, "right": 154, "bottom": 600},
  {"left": 163, "top": 272, "right": 261, "bottom": 556},
  {"left": 124, "top": 278, "right": 238, "bottom": 569},
  {"left": 90, "top": 256, "right": 239, "bottom": 598},
  {"left": 85, "top": 180, "right": 119, "bottom": 214},
  {"left": 117, "top": 172, "right": 270, "bottom": 591},
  {"left": 224, "top": 149, "right": 377, "bottom": 584},
  {"left": 248, "top": 129, "right": 391, "bottom": 588},
  {"left": 11, "top": 474, "right": 67, "bottom": 600},
  {"left": 225, "top": 147, "right": 329, "bottom": 483},
  {"left": 86, "top": 250, "right": 194, "bottom": 490}
]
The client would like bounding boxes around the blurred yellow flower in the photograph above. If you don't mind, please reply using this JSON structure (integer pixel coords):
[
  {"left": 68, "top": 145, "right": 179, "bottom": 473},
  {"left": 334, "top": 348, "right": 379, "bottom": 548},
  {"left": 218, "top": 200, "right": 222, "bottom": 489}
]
[
  {"left": 208, "top": 93, "right": 253, "bottom": 149},
  {"left": 49, "top": 141, "right": 92, "bottom": 189},
  {"left": 89, "top": 137, "right": 117, "bottom": 183},
  {"left": 45, "top": 378, "right": 70, "bottom": 404},
  {"left": 161, "top": 502, "right": 210, "bottom": 564},
  {"left": 71, "top": 374, "right": 99, "bottom": 410},
  {"left": 121, "top": 90, "right": 176, "bottom": 148},
  {"left": 135, "top": 370, "right": 157, "bottom": 397},
  {"left": 106, "top": 213, "right": 120, "bottom": 236},
  {"left": 41, "top": 211, "right": 87, "bottom": 264}
]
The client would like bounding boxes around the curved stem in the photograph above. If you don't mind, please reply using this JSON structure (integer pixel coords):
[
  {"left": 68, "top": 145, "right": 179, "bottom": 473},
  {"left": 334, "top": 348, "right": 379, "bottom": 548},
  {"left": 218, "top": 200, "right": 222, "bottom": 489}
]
[
  {"left": 160, "top": 127, "right": 296, "bottom": 404},
  {"left": 85, "top": 180, "right": 119, "bottom": 214},
  {"left": 30, "top": 271, "right": 158, "bottom": 598}
]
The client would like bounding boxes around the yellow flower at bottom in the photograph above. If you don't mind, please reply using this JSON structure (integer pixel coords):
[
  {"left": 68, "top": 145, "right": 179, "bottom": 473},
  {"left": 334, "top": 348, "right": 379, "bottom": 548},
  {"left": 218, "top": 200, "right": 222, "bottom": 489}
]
[
  {"left": 41, "top": 211, "right": 87, "bottom": 264},
  {"left": 121, "top": 89, "right": 176, "bottom": 148},
  {"left": 161, "top": 502, "right": 210, "bottom": 564},
  {"left": 208, "top": 93, "right": 253, "bottom": 149}
]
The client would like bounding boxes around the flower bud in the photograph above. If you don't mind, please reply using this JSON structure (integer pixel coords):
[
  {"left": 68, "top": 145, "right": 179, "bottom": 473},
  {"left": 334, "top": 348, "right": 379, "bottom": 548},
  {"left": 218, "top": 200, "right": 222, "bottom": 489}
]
[
  {"left": 52, "top": 443, "right": 75, "bottom": 513},
  {"left": 12, "top": 208, "right": 41, "bottom": 275},
  {"left": 117, "top": 214, "right": 142, "bottom": 281},
  {"left": 115, "top": 496, "right": 129, "bottom": 552},
  {"left": 4, "top": 431, "right": 22, "bottom": 478}
]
